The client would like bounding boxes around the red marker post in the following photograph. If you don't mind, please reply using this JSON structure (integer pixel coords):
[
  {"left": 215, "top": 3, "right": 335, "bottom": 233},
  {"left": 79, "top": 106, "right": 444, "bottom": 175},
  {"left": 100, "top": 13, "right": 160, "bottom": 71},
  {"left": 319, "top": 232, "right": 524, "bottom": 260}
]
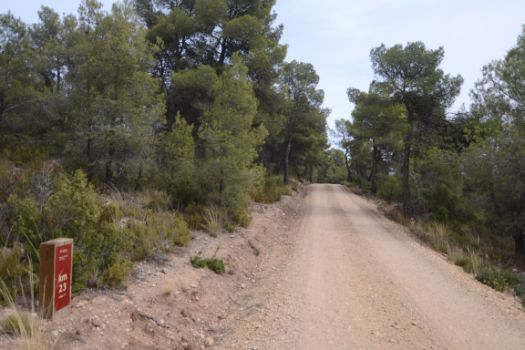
[{"left": 39, "top": 238, "right": 73, "bottom": 319}]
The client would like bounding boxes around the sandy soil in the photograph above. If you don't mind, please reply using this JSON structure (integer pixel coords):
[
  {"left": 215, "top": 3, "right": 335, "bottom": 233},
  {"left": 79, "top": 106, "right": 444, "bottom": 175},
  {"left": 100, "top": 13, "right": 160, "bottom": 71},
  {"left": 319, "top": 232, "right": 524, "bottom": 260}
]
[{"left": 2, "top": 184, "right": 525, "bottom": 349}]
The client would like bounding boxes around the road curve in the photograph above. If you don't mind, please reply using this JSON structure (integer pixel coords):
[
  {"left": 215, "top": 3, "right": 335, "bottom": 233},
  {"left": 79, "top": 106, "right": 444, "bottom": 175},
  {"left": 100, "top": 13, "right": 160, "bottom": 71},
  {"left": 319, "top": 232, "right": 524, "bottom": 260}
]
[{"left": 220, "top": 184, "right": 525, "bottom": 349}]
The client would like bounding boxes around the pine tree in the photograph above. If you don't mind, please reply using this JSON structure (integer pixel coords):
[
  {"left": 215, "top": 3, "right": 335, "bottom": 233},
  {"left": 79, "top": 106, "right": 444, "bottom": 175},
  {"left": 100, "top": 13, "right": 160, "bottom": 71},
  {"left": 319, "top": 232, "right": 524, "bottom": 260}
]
[{"left": 198, "top": 55, "right": 267, "bottom": 214}]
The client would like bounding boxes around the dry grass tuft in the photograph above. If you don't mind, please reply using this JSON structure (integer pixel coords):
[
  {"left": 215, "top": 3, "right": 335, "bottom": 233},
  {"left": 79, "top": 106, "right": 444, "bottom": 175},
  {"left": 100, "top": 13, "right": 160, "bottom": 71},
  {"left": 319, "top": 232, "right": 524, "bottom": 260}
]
[{"left": 203, "top": 206, "right": 222, "bottom": 237}]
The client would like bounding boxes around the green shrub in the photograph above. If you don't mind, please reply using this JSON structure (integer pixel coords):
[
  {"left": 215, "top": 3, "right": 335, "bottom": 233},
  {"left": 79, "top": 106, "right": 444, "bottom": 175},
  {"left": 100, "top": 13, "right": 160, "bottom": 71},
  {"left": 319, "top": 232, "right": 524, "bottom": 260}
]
[
  {"left": 251, "top": 175, "right": 291, "bottom": 204},
  {"left": 377, "top": 176, "right": 402, "bottom": 202},
  {"left": 102, "top": 255, "right": 132, "bottom": 288},
  {"left": 0, "top": 246, "right": 24, "bottom": 305},
  {"left": 125, "top": 210, "right": 191, "bottom": 261},
  {"left": 6, "top": 194, "right": 41, "bottom": 253},
  {"left": 99, "top": 202, "right": 121, "bottom": 223},
  {"left": 455, "top": 256, "right": 477, "bottom": 273},
  {"left": 146, "top": 211, "right": 191, "bottom": 249},
  {"left": 184, "top": 203, "right": 206, "bottom": 230},
  {"left": 126, "top": 220, "right": 154, "bottom": 261},
  {"left": 475, "top": 266, "right": 515, "bottom": 292},
  {"left": 172, "top": 215, "right": 191, "bottom": 247},
  {"left": 230, "top": 207, "right": 251, "bottom": 228},
  {"left": 169, "top": 178, "right": 204, "bottom": 209},
  {"left": 145, "top": 191, "right": 171, "bottom": 212},
  {"left": 190, "top": 255, "right": 208, "bottom": 268},
  {"left": 206, "top": 258, "right": 225, "bottom": 274},
  {"left": 190, "top": 250, "right": 226, "bottom": 274},
  {"left": 3, "top": 145, "right": 47, "bottom": 164}
]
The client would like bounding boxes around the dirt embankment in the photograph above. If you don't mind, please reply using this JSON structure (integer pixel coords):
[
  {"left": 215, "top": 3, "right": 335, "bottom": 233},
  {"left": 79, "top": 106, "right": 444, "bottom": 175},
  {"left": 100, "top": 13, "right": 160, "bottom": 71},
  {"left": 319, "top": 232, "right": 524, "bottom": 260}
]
[{"left": 0, "top": 191, "right": 304, "bottom": 350}]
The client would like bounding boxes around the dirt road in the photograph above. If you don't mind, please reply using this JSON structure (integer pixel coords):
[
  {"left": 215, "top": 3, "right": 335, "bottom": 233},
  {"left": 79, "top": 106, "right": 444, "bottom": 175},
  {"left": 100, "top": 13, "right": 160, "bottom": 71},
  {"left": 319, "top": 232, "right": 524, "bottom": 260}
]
[{"left": 220, "top": 184, "right": 525, "bottom": 349}]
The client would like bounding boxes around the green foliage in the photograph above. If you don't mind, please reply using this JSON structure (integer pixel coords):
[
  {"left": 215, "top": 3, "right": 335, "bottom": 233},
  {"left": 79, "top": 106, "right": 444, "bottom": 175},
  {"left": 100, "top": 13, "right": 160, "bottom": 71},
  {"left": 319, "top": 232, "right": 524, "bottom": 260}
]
[
  {"left": 369, "top": 42, "right": 463, "bottom": 214},
  {"left": 190, "top": 251, "right": 226, "bottom": 274},
  {"left": 125, "top": 221, "right": 153, "bottom": 261},
  {"left": 475, "top": 267, "right": 517, "bottom": 292},
  {"left": 0, "top": 246, "right": 24, "bottom": 305},
  {"left": 125, "top": 210, "right": 191, "bottom": 261},
  {"left": 190, "top": 255, "right": 207, "bottom": 268},
  {"left": 197, "top": 56, "right": 267, "bottom": 223},
  {"left": 251, "top": 175, "right": 291, "bottom": 203},
  {"left": 377, "top": 176, "right": 402, "bottom": 202},
  {"left": 418, "top": 148, "right": 463, "bottom": 221},
  {"left": 63, "top": 1, "right": 164, "bottom": 187},
  {"left": 184, "top": 204, "right": 206, "bottom": 230},
  {"left": 278, "top": 60, "right": 329, "bottom": 184},
  {"left": 102, "top": 255, "right": 132, "bottom": 289},
  {"left": 157, "top": 115, "right": 200, "bottom": 208},
  {"left": 229, "top": 207, "right": 252, "bottom": 228},
  {"left": 205, "top": 258, "right": 226, "bottom": 274}
]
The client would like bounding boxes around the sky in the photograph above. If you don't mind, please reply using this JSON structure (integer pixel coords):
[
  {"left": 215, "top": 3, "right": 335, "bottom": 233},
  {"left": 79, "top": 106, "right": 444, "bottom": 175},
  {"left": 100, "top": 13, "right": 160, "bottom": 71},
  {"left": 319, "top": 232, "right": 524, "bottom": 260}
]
[{"left": 1, "top": 0, "right": 524, "bottom": 133}]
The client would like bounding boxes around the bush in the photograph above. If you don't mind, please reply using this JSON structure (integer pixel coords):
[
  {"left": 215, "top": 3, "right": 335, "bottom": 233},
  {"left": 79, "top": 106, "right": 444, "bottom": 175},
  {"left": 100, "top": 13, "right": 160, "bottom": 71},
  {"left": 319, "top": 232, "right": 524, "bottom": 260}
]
[
  {"left": 377, "top": 176, "right": 402, "bottom": 202},
  {"left": 230, "top": 206, "right": 251, "bottom": 228},
  {"left": 0, "top": 246, "right": 24, "bottom": 305},
  {"left": 206, "top": 258, "right": 225, "bottom": 274},
  {"left": 474, "top": 266, "right": 519, "bottom": 292},
  {"left": 190, "top": 252, "right": 226, "bottom": 274},
  {"left": 102, "top": 255, "right": 132, "bottom": 288},
  {"left": 190, "top": 255, "right": 208, "bottom": 268},
  {"left": 125, "top": 211, "right": 191, "bottom": 260},
  {"left": 6, "top": 194, "right": 42, "bottom": 255},
  {"left": 2, "top": 162, "right": 194, "bottom": 296},
  {"left": 184, "top": 203, "right": 206, "bottom": 230},
  {"left": 476, "top": 267, "right": 510, "bottom": 291},
  {"left": 145, "top": 191, "right": 171, "bottom": 212},
  {"left": 171, "top": 215, "right": 191, "bottom": 247},
  {"left": 251, "top": 175, "right": 291, "bottom": 204},
  {"left": 125, "top": 220, "right": 154, "bottom": 261}
]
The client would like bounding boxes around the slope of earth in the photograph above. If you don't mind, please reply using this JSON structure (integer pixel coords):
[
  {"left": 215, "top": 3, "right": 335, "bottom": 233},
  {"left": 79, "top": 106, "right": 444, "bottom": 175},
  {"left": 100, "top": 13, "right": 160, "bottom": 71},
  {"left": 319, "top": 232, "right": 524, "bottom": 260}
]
[
  {"left": 219, "top": 184, "right": 525, "bottom": 350},
  {"left": 0, "top": 191, "right": 305, "bottom": 350}
]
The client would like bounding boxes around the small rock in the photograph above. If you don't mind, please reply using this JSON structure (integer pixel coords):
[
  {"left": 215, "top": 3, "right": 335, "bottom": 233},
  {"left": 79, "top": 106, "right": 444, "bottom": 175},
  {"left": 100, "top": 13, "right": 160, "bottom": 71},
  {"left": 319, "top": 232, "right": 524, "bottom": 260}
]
[
  {"left": 76, "top": 300, "right": 87, "bottom": 308},
  {"left": 241, "top": 283, "right": 247, "bottom": 289},
  {"left": 161, "top": 268, "right": 167, "bottom": 274},
  {"left": 91, "top": 317, "right": 102, "bottom": 328},
  {"left": 205, "top": 336, "right": 214, "bottom": 347}
]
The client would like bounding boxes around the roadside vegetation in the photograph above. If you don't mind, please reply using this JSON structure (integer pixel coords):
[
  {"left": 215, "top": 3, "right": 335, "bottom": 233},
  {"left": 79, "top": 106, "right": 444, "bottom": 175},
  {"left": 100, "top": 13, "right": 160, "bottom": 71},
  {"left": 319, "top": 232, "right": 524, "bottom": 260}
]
[
  {"left": 326, "top": 28, "right": 525, "bottom": 305},
  {"left": 0, "top": 0, "right": 327, "bottom": 317}
]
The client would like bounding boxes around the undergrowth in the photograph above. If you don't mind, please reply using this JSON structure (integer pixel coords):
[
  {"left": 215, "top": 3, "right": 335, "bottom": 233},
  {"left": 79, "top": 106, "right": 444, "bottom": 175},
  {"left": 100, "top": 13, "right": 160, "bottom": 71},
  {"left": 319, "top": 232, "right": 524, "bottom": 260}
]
[
  {"left": 385, "top": 205, "right": 525, "bottom": 306},
  {"left": 190, "top": 249, "right": 226, "bottom": 274}
]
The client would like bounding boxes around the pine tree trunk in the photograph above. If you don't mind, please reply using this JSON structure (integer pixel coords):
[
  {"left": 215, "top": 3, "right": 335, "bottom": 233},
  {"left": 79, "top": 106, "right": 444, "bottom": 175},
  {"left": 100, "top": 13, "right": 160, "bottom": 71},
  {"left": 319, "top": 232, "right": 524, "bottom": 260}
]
[
  {"left": 284, "top": 135, "right": 292, "bottom": 185},
  {"left": 86, "top": 137, "right": 94, "bottom": 181},
  {"left": 344, "top": 150, "right": 352, "bottom": 182},
  {"left": 370, "top": 144, "right": 379, "bottom": 194},
  {"left": 402, "top": 134, "right": 412, "bottom": 216},
  {"left": 514, "top": 228, "right": 525, "bottom": 258}
]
